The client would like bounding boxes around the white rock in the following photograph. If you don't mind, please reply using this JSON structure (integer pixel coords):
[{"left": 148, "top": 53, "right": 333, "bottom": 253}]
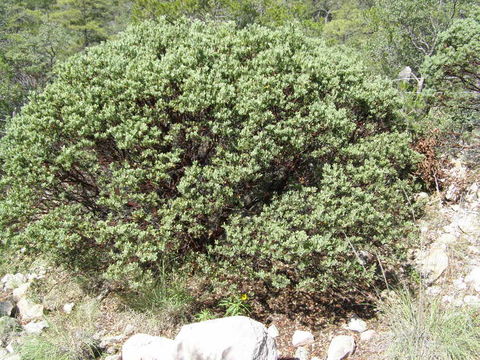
[
  {"left": 267, "top": 324, "right": 279, "bottom": 338},
  {"left": 0, "top": 301, "right": 13, "bottom": 317},
  {"left": 124, "top": 324, "right": 135, "bottom": 336},
  {"left": 452, "top": 298, "right": 464, "bottom": 307},
  {"left": 464, "top": 295, "right": 480, "bottom": 306},
  {"left": 360, "top": 330, "right": 377, "bottom": 342},
  {"left": 327, "top": 335, "right": 355, "bottom": 360},
  {"left": 420, "top": 247, "right": 449, "bottom": 283},
  {"left": 294, "top": 346, "right": 309, "bottom": 360},
  {"left": 175, "top": 316, "right": 277, "bottom": 360},
  {"left": 398, "top": 66, "right": 412, "bottom": 80},
  {"left": 457, "top": 215, "right": 479, "bottom": 234},
  {"left": 442, "top": 295, "right": 454, "bottom": 304},
  {"left": 445, "top": 184, "right": 459, "bottom": 201},
  {"left": 12, "top": 283, "right": 30, "bottom": 301},
  {"left": 438, "top": 233, "right": 457, "bottom": 244},
  {"left": 469, "top": 246, "right": 480, "bottom": 254},
  {"left": 24, "top": 320, "right": 48, "bottom": 334},
  {"left": 416, "top": 192, "right": 429, "bottom": 201},
  {"left": 292, "top": 330, "right": 314, "bottom": 347},
  {"left": 311, "top": 358, "right": 321, "bottom": 360},
  {"left": 466, "top": 183, "right": 479, "bottom": 202},
  {"left": 63, "top": 303, "right": 75, "bottom": 314},
  {"left": 465, "top": 267, "right": 480, "bottom": 291},
  {"left": 1, "top": 274, "right": 27, "bottom": 290},
  {"left": 345, "top": 317, "right": 367, "bottom": 333},
  {"left": 17, "top": 298, "right": 44, "bottom": 322},
  {"left": 453, "top": 278, "right": 467, "bottom": 290},
  {"left": 426, "top": 286, "right": 442, "bottom": 296},
  {"left": 122, "top": 334, "right": 175, "bottom": 360},
  {"left": 3, "top": 354, "right": 20, "bottom": 360}
]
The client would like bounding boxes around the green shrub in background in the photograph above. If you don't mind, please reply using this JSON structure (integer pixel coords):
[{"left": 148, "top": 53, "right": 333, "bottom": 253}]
[
  {"left": 423, "top": 12, "right": 480, "bottom": 129},
  {"left": 0, "top": 18, "right": 420, "bottom": 298}
]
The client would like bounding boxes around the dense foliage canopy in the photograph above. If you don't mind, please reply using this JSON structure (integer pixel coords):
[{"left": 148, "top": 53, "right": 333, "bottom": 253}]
[{"left": 0, "top": 19, "right": 420, "bottom": 297}]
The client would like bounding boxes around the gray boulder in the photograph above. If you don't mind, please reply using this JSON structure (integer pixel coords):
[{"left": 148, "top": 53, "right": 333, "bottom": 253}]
[
  {"left": 1, "top": 274, "right": 27, "bottom": 291},
  {"left": 326, "top": 335, "right": 355, "bottom": 360},
  {"left": 0, "top": 303, "right": 13, "bottom": 318},
  {"left": 16, "top": 298, "right": 43, "bottom": 322},
  {"left": 175, "top": 316, "right": 277, "bottom": 360}
]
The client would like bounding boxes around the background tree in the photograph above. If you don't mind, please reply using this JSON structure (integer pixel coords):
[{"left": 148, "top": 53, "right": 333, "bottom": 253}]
[
  {"left": 367, "top": 0, "right": 475, "bottom": 79},
  {"left": 423, "top": 11, "right": 480, "bottom": 127},
  {"left": 0, "top": 0, "right": 132, "bottom": 126},
  {"left": 52, "top": 0, "right": 130, "bottom": 48}
]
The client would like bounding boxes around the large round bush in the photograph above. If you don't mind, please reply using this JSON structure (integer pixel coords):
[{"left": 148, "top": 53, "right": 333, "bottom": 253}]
[{"left": 0, "top": 19, "right": 419, "bottom": 296}]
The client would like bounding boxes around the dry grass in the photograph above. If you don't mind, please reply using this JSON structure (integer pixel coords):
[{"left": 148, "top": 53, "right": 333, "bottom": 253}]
[
  {"left": 19, "top": 299, "right": 101, "bottom": 360},
  {"left": 383, "top": 290, "right": 480, "bottom": 360}
]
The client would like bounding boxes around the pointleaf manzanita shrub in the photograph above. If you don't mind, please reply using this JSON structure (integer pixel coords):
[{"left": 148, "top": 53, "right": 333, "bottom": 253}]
[{"left": 0, "top": 19, "right": 420, "bottom": 295}]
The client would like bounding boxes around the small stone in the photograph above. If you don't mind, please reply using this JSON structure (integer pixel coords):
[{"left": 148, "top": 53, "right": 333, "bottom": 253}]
[
  {"left": 457, "top": 215, "right": 479, "bottom": 234},
  {"left": 345, "top": 317, "right": 367, "bottom": 333},
  {"left": 452, "top": 298, "right": 464, "bottom": 307},
  {"left": 360, "top": 330, "right": 377, "bottom": 342},
  {"left": 267, "top": 324, "right": 279, "bottom": 338},
  {"left": 465, "top": 267, "right": 480, "bottom": 291},
  {"left": 466, "top": 183, "right": 479, "bottom": 202},
  {"left": 445, "top": 184, "right": 459, "bottom": 201},
  {"left": 292, "top": 330, "right": 314, "bottom": 347},
  {"left": 17, "top": 298, "right": 43, "bottom": 322},
  {"left": 453, "top": 278, "right": 467, "bottom": 290},
  {"left": 416, "top": 192, "right": 429, "bottom": 201},
  {"left": 426, "top": 286, "right": 442, "bottom": 296},
  {"left": 327, "top": 335, "right": 355, "bottom": 360},
  {"left": 3, "top": 354, "right": 20, "bottom": 360},
  {"left": 63, "top": 303, "right": 75, "bottom": 314},
  {"left": 12, "top": 283, "right": 30, "bottom": 301},
  {"left": 438, "top": 233, "right": 457, "bottom": 244},
  {"left": 24, "top": 320, "right": 48, "bottom": 334},
  {"left": 469, "top": 246, "right": 480, "bottom": 254},
  {"left": 294, "top": 346, "right": 309, "bottom": 360},
  {"left": 398, "top": 66, "right": 412, "bottom": 80},
  {"left": 464, "top": 295, "right": 480, "bottom": 306},
  {"left": 0, "top": 302, "right": 13, "bottom": 317},
  {"left": 1, "top": 274, "right": 27, "bottom": 291},
  {"left": 420, "top": 247, "right": 449, "bottom": 284},
  {"left": 124, "top": 324, "right": 135, "bottom": 336},
  {"left": 442, "top": 295, "right": 454, "bottom": 304}
]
